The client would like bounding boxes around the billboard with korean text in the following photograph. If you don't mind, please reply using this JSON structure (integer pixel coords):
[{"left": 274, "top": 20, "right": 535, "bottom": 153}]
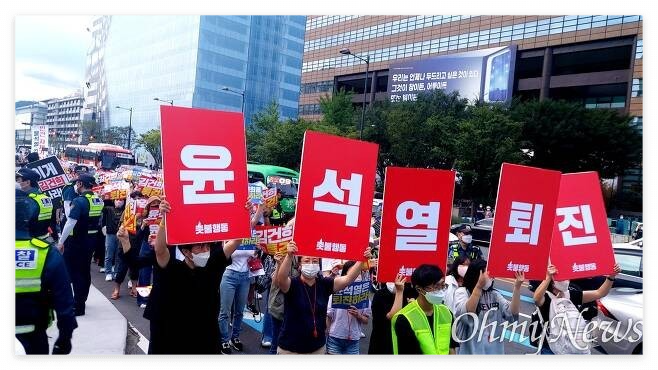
[
  {"left": 26, "top": 156, "right": 70, "bottom": 201},
  {"left": 387, "top": 45, "right": 516, "bottom": 104}
]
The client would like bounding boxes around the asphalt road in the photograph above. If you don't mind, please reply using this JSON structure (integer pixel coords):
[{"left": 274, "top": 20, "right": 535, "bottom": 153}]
[{"left": 90, "top": 264, "right": 599, "bottom": 355}]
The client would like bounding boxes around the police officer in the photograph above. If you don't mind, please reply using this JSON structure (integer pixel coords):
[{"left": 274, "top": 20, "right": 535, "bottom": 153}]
[
  {"left": 61, "top": 165, "right": 88, "bottom": 222},
  {"left": 16, "top": 189, "right": 77, "bottom": 354},
  {"left": 57, "top": 173, "right": 103, "bottom": 316},
  {"left": 16, "top": 168, "right": 57, "bottom": 242},
  {"left": 447, "top": 224, "right": 483, "bottom": 264}
]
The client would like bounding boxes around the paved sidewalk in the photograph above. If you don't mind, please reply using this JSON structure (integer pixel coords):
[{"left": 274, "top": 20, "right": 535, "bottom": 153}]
[{"left": 46, "top": 283, "right": 127, "bottom": 355}]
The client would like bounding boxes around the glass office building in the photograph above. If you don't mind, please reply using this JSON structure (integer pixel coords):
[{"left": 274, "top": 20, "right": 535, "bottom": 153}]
[{"left": 87, "top": 15, "right": 306, "bottom": 135}]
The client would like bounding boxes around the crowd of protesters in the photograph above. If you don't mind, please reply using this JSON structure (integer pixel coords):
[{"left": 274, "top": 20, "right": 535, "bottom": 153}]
[{"left": 16, "top": 150, "right": 622, "bottom": 356}]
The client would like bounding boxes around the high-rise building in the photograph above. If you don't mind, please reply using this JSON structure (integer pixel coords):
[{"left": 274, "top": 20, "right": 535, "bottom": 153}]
[
  {"left": 15, "top": 102, "right": 47, "bottom": 147},
  {"left": 300, "top": 15, "right": 642, "bottom": 118},
  {"left": 46, "top": 92, "right": 84, "bottom": 151},
  {"left": 84, "top": 15, "right": 306, "bottom": 137},
  {"left": 300, "top": 15, "right": 643, "bottom": 213}
]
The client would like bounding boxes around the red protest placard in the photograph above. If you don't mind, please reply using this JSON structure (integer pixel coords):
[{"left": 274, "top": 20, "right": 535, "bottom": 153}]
[
  {"left": 160, "top": 106, "right": 250, "bottom": 244},
  {"left": 549, "top": 172, "right": 616, "bottom": 280},
  {"left": 293, "top": 131, "right": 378, "bottom": 261},
  {"left": 487, "top": 163, "right": 562, "bottom": 280},
  {"left": 377, "top": 167, "right": 456, "bottom": 282}
]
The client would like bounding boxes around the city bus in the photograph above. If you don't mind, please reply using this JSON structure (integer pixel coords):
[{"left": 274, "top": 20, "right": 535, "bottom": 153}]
[
  {"left": 247, "top": 163, "right": 299, "bottom": 214},
  {"left": 63, "top": 143, "right": 135, "bottom": 170}
]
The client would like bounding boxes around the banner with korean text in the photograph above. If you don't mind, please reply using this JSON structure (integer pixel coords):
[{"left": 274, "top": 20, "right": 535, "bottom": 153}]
[
  {"left": 293, "top": 131, "right": 378, "bottom": 261},
  {"left": 26, "top": 156, "right": 70, "bottom": 201},
  {"left": 160, "top": 106, "right": 250, "bottom": 244},
  {"left": 256, "top": 224, "right": 294, "bottom": 255},
  {"left": 331, "top": 280, "right": 371, "bottom": 309},
  {"left": 487, "top": 163, "right": 561, "bottom": 280},
  {"left": 377, "top": 167, "right": 455, "bottom": 282},
  {"left": 549, "top": 172, "right": 616, "bottom": 280}
]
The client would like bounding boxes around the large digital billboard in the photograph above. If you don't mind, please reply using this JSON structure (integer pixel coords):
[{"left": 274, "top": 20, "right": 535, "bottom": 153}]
[{"left": 387, "top": 45, "right": 517, "bottom": 103}]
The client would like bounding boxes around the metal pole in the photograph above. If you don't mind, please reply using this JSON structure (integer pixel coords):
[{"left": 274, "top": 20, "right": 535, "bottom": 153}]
[
  {"left": 360, "top": 57, "right": 369, "bottom": 140},
  {"left": 127, "top": 108, "right": 133, "bottom": 149}
]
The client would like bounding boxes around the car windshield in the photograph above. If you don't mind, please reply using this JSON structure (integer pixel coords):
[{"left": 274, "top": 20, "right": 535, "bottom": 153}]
[
  {"left": 477, "top": 218, "right": 494, "bottom": 227},
  {"left": 615, "top": 251, "right": 642, "bottom": 277}
]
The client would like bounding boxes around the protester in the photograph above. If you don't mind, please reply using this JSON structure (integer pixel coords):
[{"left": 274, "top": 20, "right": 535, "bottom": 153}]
[
  {"left": 367, "top": 272, "right": 418, "bottom": 354},
  {"left": 444, "top": 256, "right": 470, "bottom": 312},
  {"left": 447, "top": 224, "right": 483, "bottom": 264},
  {"left": 267, "top": 218, "right": 298, "bottom": 354},
  {"left": 218, "top": 201, "right": 266, "bottom": 354},
  {"left": 136, "top": 196, "right": 161, "bottom": 309},
  {"left": 274, "top": 240, "right": 371, "bottom": 354},
  {"left": 453, "top": 259, "right": 524, "bottom": 354},
  {"left": 110, "top": 191, "right": 145, "bottom": 300},
  {"left": 532, "top": 263, "right": 621, "bottom": 355},
  {"left": 15, "top": 189, "right": 77, "bottom": 354},
  {"left": 326, "top": 261, "right": 371, "bottom": 354},
  {"left": 117, "top": 198, "right": 244, "bottom": 354},
  {"left": 391, "top": 264, "right": 459, "bottom": 354},
  {"left": 57, "top": 173, "right": 103, "bottom": 316},
  {"left": 101, "top": 198, "right": 125, "bottom": 281}
]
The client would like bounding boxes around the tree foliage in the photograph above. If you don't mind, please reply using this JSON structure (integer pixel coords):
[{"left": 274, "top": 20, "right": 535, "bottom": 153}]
[{"left": 136, "top": 129, "right": 162, "bottom": 167}]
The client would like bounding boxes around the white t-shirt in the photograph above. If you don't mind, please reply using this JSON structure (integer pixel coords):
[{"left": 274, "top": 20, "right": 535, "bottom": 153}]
[{"left": 226, "top": 249, "right": 254, "bottom": 273}]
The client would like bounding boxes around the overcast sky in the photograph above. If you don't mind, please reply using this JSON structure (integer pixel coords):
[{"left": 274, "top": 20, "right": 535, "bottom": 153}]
[{"left": 15, "top": 16, "right": 93, "bottom": 102}]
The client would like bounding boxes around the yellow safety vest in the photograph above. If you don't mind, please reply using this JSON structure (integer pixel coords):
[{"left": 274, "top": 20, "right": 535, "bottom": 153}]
[
  {"left": 71, "top": 193, "right": 104, "bottom": 236},
  {"left": 28, "top": 192, "right": 54, "bottom": 238},
  {"left": 15, "top": 238, "right": 50, "bottom": 334},
  {"left": 391, "top": 300, "right": 452, "bottom": 355}
]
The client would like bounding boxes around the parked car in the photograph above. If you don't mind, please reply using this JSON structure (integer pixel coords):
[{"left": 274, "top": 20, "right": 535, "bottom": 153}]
[
  {"left": 450, "top": 217, "right": 493, "bottom": 248},
  {"left": 591, "top": 242, "right": 643, "bottom": 354}
]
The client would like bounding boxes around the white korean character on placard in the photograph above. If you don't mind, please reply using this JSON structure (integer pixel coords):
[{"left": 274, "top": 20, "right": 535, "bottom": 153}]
[
  {"left": 179, "top": 145, "right": 234, "bottom": 204},
  {"left": 505, "top": 201, "right": 543, "bottom": 245},
  {"left": 195, "top": 222, "right": 204, "bottom": 235},
  {"left": 556, "top": 205, "right": 597, "bottom": 246},
  {"left": 313, "top": 169, "right": 362, "bottom": 227},
  {"left": 395, "top": 201, "right": 440, "bottom": 251},
  {"left": 203, "top": 224, "right": 212, "bottom": 234}
]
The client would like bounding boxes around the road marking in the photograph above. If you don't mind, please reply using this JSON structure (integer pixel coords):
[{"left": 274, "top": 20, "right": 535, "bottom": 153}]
[{"left": 128, "top": 322, "right": 150, "bottom": 354}]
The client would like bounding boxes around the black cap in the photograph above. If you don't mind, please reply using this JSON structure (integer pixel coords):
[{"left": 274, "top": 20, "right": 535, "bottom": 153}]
[
  {"left": 455, "top": 224, "right": 472, "bottom": 233},
  {"left": 77, "top": 173, "right": 97, "bottom": 187},
  {"left": 16, "top": 168, "right": 41, "bottom": 183}
]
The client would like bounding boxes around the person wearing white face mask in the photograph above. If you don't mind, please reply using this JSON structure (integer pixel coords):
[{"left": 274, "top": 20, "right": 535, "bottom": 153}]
[
  {"left": 532, "top": 262, "right": 621, "bottom": 354},
  {"left": 448, "top": 224, "right": 483, "bottom": 265},
  {"left": 391, "top": 264, "right": 460, "bottom": 354},
  {"left": 116, "top": 198, "right": 244, "bottom": 354},
  {"left": 444, "top": 256, "right": 470, "bottom": 312},
  {"left": 453, "top": 259, "right": 524, "bottom": 354},
  {"left": 274, "top": 240, "right": 372, "bottom": 354}
]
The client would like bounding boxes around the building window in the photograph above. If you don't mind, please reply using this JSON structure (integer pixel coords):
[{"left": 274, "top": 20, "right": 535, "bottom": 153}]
[
  {"left": 632, "top": 78, "right": 642, "bottom": 97},
  {"left": 303, "top": 15, "right": 642, "bottom": 73},
  {"left": 636, "top": 39, "right": 643, "bottom": 59}
]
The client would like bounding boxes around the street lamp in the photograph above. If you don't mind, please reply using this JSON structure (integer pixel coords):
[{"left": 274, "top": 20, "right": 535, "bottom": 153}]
[
  {"left": 115, "top": 106, "right": 133, "bottom": 149},
  {"left": 153, "top": 97, "right": 174, "bottom": 106},
  {"left": 340, "top": 48, "right": 370, "bottom": 140},
  {"left": 221, "top": 87, "right": 245, "bottom": 115}
]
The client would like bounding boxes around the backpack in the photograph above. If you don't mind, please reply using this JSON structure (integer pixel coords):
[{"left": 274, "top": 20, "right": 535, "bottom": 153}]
[{"left": 546, "top": 292, "right": 591, "bottom": 354}]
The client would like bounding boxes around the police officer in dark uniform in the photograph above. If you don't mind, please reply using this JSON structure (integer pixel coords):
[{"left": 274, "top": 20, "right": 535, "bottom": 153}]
[
  {"left": 16, "top": 189, "right": 77, "bottom": 354},
  {"left": 447, "top": 224, "right": 483, "bottom": 264},
  {"left": 57, "top": 173, "right": 103, "bottom": 316},
  {"left": 16, "top": 168, "right": 58, "bottom": 242}
]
